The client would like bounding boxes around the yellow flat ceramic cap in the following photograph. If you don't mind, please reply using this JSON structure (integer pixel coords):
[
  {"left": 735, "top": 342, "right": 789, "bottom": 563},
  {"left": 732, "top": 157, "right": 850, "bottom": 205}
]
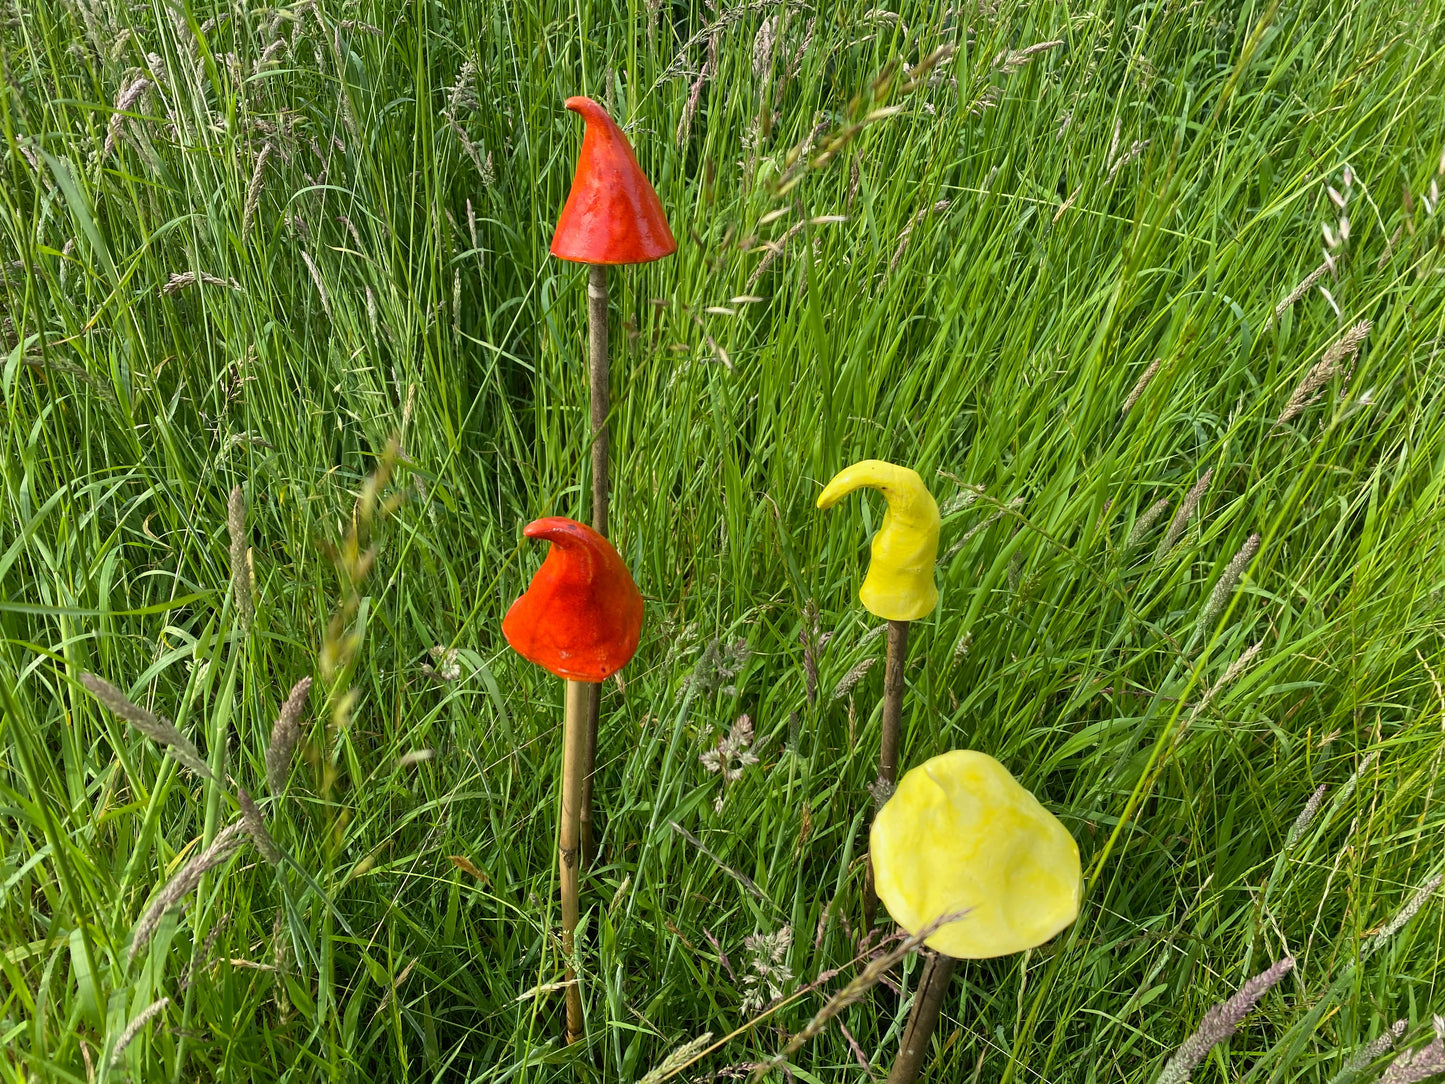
[
  {"left": 816, "top": 460, "right": 940, "bottom": 622},
  {"left": 871, "top": 750, "right": 1081, "bottom": 959}
]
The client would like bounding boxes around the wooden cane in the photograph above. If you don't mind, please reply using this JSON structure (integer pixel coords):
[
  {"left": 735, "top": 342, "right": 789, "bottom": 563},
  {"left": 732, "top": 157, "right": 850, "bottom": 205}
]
[
  {"left": 579, "top": 263, "right": 608, "bottom": 867},
  {"left": 559, "top": 678, "right": 589, "bottom": 1043},
  {"left": 887, "top": 952, "right": 958, "bottom": 1084},
  {"left": 864, "top": 618, "right": 910, "bottom": 931}
]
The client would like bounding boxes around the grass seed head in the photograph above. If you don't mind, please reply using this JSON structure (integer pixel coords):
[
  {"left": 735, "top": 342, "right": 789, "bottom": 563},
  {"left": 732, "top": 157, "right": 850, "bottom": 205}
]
[
  {"left": 131, "top": 822, "right": 249, "bottom": 961},
  {"left": 80, "top": 673, "right": 214, "bottom": 781},
  {"left": 1126, "top": 498, "right": 1171, "bottom": 550},
  {"left": 1377, "top": 1017, "right": 1445, "bottom": 1084},
  {"left": 266, "top": 676, "right": 312, "bottom": 794},
  {"left": 1155, "top": 957, "right": 1295, "bottom": 1084},
  {"left": 1121, "top": 358, "right": 1162, "bottom": 415},
  {"left": 1156, "top": 469, "right": 1213, "bottom": 561},
  {"left": 1276, "top": 320, "right": 1371, "bottom": 428},
  {"left": 110, "top": 997, "right": 169, "bottom": 1065},
  {"left": 238, "top": 787, "right": 281, "bottom": 866},
  {"left": 1200, "top": 533, "right": 1261, "bottom": 630},
  {"left": 228, "top": 485, "right": 254, "bottom": 628},
  {"left": 830, "top": 657, "right": 875, "bottom": 701}
]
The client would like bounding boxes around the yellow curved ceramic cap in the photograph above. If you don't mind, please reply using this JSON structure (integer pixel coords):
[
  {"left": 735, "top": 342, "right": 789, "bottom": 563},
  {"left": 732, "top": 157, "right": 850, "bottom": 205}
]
[
  {"left": 816, "top": 460, "right": 940, "bottom": 622},
  {"left": 871, "top": 750, "right": 1081, "bottom": 959}
]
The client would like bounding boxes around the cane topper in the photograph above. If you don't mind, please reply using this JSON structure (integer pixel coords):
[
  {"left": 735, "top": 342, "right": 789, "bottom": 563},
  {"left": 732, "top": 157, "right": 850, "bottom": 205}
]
[
  {"left": 550, "top": 97, "right": 677, "bottom": 266},
  {"left": 503, "top": 517, "right": 644, "bottom": 682},
  {"left": 871, "top": 750, "right": 1081, "bottom": 959},
  {"left": 817, "top": 459, "right": 941, "bottom": 622}
]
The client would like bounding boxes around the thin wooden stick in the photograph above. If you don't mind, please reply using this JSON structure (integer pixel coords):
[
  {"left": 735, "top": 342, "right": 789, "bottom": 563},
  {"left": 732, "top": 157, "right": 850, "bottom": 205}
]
[
  {"left": 580, "top": 263, "right": 609, "bottom": 867},
  {"left": 560, "top": 678, "right": 590, "bottom": 1043},
  {"left": 580, "top": 682, "right": 601, "bottom": 866},
  {"left": 587, "top": 267, "right": 610, "bottom": 535},
  {"left": 886, "top": 951, "right": 957, "bottom": 1084},
  {"left": 864, "top": 618, "right": 911, "bottom": 930}
]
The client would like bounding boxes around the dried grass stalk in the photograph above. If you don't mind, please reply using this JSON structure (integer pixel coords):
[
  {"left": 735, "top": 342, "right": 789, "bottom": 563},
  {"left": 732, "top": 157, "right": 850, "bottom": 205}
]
[
  {"left": 110, "top": 997, "right": 170, "bottom": 1065},
  {"left": 888, "top": 199, "right": 951, "bottom": 273},
  {"left": 1199, "top": 533, "right": 1261, "bottom": 630},
  {"left": 677, "top": 33, "right": 718, "bottom": 146},
  {"left": 266, "top": 676, "right": 312, "bottom": 793},
  {"left": 130, "top": 822, "right": 249, "bottom": 961},
  {"left": 1275, "top": 320, "right": 1371, "bottom": 428},
  {"left": 160, "top": 271, "right": 242, "bottom": 296},
  {"left": 1105, "top": 139, "right": 1149, "bottom": 183},
  {"left": 1125, "top": 498, "right": 1171, "bottom": 550},
  {"left": 750, "top": 908, "right": 969, "bottom": 1078},
  {"left": 1155, "top": 469, "right": 1212, "bottom": 561},
  {"left": 228, "top": 485, "right": 253, "bottom": 628},
  {"left": 993, "top": 40, "right": 1063, "bottom": 74},
  {"left": 104, "top": 77, "right": 150, "bottom": 158},
  {"left": 238, "top": 787, "right": 281, "bottom": 865},
  {"left": 1155, "top": 957, "right": 1294, "bottom": 1084},
  {"left": 242, "top": 143, "right": 273, "bottom": 237},
  {"left": 1121, "top": 358, "right": 1161, "bottom": 415},
  {"left": 747, "top": 219, "right": 807, "bottom": 287},
  {"left": 1264, "top": 260, "right": 1331, "bottom": 330},
  {"left": 300, "top": 251, "right": 332, "bottom": 317},
  {"left": 79, "top": 673, "right": 214, "bottom": 781}
]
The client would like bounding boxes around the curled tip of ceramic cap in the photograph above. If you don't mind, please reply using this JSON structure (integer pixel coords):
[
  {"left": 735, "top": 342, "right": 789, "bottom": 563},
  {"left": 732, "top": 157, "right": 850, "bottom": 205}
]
[
  {"left": 503, "top": 517, "right": 644, "bottom": 682},
  {"left": 817, "top": 459, "right": 940, "bottom": 621},
  {"left": 550, "top": 96, "right": 677, "bottom": 266},
  {"left": 871, "top": 750, "right": 1082, "bottom": 959}
]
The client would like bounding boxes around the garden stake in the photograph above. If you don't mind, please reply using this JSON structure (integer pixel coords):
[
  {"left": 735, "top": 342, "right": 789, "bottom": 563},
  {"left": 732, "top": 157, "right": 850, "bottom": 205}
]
[
  {"left": 872, "top": 751, "right": 1082, "bottom": 1084},
  {"left": 551, "top": 95, "right": 676, "bottom": 865},
  {"left": 816, "top": 460, "right": 940, "bottom": 930},
  {"left": 503, "top": 517, "right": 644, "bottom": 1044}
]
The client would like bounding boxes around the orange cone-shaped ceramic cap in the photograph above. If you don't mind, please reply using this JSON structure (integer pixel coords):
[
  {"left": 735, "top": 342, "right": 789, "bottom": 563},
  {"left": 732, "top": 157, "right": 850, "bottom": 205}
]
[
  {"left": 503, "top": 517, "right": 644, "bottom": 682},
  {"left": 550, "top": 97, "right": 677, "bottom": 265}
]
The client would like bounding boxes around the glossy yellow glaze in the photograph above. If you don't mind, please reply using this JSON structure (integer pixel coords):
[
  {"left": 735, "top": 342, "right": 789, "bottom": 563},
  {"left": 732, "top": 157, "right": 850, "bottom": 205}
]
[
  {"left": 816, "top": 460, "right": 940, "bottom": 621},
  {"left": 871, "top": 750, "right": 1081, "bottom": 959}
]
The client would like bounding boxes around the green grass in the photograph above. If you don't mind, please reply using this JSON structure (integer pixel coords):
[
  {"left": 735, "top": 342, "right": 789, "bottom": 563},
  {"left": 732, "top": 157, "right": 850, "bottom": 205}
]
[{"left": 4, "top": 0, "right": 1445, "bottom": 1079}]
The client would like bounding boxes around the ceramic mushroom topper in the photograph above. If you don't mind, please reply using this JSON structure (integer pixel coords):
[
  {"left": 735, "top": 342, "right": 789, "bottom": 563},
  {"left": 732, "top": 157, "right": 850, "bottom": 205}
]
[
  {"left": 503, "top": 516, "right": 644, "bottom": 1045},
  {"left": 816, "top": 459, "right": 940, "bottom": 927},
  {"left": 551, "top": 95, "right": 676, "bottom": 863},
  {"left": 872, "top": 750, "right": 1082, "bottom": 1084}
]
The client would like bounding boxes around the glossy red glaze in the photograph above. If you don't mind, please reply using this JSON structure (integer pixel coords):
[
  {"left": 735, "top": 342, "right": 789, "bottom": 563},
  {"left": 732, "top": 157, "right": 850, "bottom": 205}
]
[
  {"left": 503, "top": 517, "right": 644, "bottom": 682},
  {"left": 550, "top": 97, "right": 677, "bottom": 266}
]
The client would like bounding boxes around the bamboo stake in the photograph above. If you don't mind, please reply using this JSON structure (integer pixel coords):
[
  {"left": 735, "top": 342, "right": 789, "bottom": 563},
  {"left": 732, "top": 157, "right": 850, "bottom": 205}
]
[
  {"left": 886, "top": 951, "right": 957, "bottom": 1084},
  {"left": 560, "top": 678, "right": 590, "bottom": 1043},
  {"left": 579, "top": 264, "right": 609, "bottom": 868},
  {"left": 864, "top": 618, "right": 911, "bottom": 931}
]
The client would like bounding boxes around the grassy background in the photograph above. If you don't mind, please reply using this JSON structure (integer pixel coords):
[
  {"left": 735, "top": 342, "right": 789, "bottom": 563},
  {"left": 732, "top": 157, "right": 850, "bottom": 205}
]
[{"left": 5, "top": 0, "right": 1445, "bottom": 1080}]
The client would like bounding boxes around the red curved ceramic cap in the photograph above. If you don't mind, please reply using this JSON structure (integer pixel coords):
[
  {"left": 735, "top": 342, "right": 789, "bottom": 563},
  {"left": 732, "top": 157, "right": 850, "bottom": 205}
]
[
  {"left": 550, "top": 97, "right": 677, "bottom": 266},
  {"left": 503, "top": 517, "right": 644, "bottom": 682}
]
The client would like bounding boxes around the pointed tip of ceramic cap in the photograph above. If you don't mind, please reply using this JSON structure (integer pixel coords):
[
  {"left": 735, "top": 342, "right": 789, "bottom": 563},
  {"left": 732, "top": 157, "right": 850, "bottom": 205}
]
[
  {"left": 816, "top": 459, "right": 941, "bottom": 621},
  {"left": 550, "top": 96, "right": 677, "bottom": 266},
  {"left": 503, "top": 516, "right": 644, "bottom": 682}
]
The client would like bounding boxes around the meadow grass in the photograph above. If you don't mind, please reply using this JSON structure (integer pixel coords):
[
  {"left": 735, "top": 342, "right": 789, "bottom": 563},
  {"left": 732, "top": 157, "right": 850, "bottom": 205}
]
[{"left": 4, "top": 0, "right": 1445, "bottom": 1080}]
